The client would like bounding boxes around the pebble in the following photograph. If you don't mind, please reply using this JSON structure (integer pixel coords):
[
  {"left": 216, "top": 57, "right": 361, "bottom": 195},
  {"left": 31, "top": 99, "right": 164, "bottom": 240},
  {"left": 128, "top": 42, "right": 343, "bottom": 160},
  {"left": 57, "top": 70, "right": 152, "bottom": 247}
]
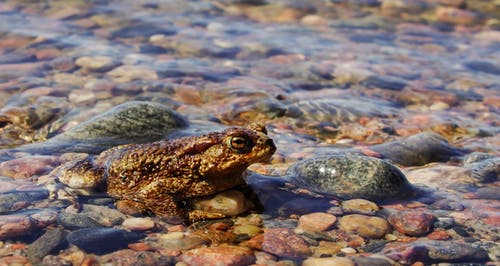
[
  {"left": 370, "top": 132, "right": 465, "bottom": 166},
  {"left": 66, "top": 204, "right": 126, "bottom": 227},
  {"left": 57, "top": 212, "right": 105, "bottom": 230},
  {"left": 75, "top": 56, "right": 118, "bottom": 72},
  {"left": 189, "top": 190, "right": 251, "bottom": 217},
  {"left": 146, "top": 232, "right": 207, "bottom": 251},
  {"left": 303, "top": 257, "right": 355, "bottom": 266},
  {"left": 232, "top": 224, "right": 261, "bottom": 237},
  {"left": 38, "top": 101, "right": 188, "bottom": 154},
  {"left": 244, "top": 228, "right": 311, "bottom": 259},
  {"left": 286, "top": 155, "right": 413, "bottom": 200},
  {"left": 26, "top": 227, "right": 68, "bottom": 263},
  {"left": 338, "top": 214, "right": 392, "bottom": 239},
  {"left": 0, "top": 188, "right": 49, "bottom": 213},
  {"left": 0, "top": 155, "right": 60, "bottom": 179},
  {"left": 122, "top": 217, "right": 155, "bottom": 231},
  {"left": 436, "top": 6, "right": 478, "bottom": 26},
  {"left": 0, "top": 215, "right": 35, "bottom": 240},
  {"left": 382, "top": 240, "right": 489, "bottom": 264},
  {"left": 180, "top": 244, "right": 255, "bottom": 266},
  {"left": 296, "top": 212, "right": 337, "bottom": 233},
  {"left": 311, "top": 241, "right": 343, "bottom": 257},
  {"left": 341, "top": 199, "right": 380, "bottom": 215},
  {"left": 386, "top": 210, "right": 435, "bottom": 236},
  {"left": 99, "top": 249, "right": 175, "bottom": 265},
  {"left": 67, "top": 227, "right": 145, "bottom": 254},
  {"left": 107, "top": 65, "right": 159, "bottom": 83}
]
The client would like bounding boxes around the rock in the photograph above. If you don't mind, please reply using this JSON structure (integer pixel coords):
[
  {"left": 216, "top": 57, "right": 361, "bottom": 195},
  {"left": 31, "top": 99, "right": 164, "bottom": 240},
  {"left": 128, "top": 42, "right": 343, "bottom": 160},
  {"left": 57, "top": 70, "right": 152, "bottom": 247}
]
[
  {"left": 67, "top": 227, "right": 145, "bottom": 254},
  {"left": 350, "top": 255, "right": 393, "bottom": 266},
  {"left": 75, "top": 56, "right": 118, "bottom": 72},
  {"left": 296, "top": 212, "right": 337, "bottom": 233},
  {"left": 99, "top": 249, "right": 175, "bottom": 265},
  {"left": 286, "top": 155, "right": 413, "bottom": 201},
  {"left": 463, "top": 61, "right": 500, "bottom": 75},
  {"left": 24, "top": 101, "right": 187, "bottom": 154},
  {"left": 436, "top": 7, "right": 478, "bottom": 26},
  {"left": 233, "top": 224, "right": 261, "bottom": 237},
  {"left": 338, "top": 214, "right": 392, "bottom": 239},
  {"left": 122, "top": 217, "right": 155, "bottom": 231},
  {"left": 341, "top": 199, "right": 380, "bottom": 215},
  {"left": 73, "top": 204, "right": 126, "bottom": 227},
  {"left": 57, "top": 212, "right": 105, "bottom": 230},
  {"left": 0, "top": 215, "right": 35, "bottom": 239},
  {"left": 303, "top": 257, "right": 355, "bottom": 266},
  {"left": 26, "top": 228, "right": 68, "bottom": 263},
  {"left": 107, "top": 65, "right": 159, "bottom": 83},
  {"left": 463, "top": 153, "right": 499, "bottom": 183},
  {"left": 0, "top": 155, "right": 60, "bottom": 179},
  {"left": 111, "top": 23, "right": 176, "bottom": 39},
  {"left": 363, "top": 75, "right": 408, "bottom": 91},
  {"left": 386, "top": 210, "right": 435, "bottom": 236},
  {"left": 248, "top": 228, "right": 310, "bottom": 259},
  {"left": 382, "top": 240, "right": 489, "bottom": 264},
  {"left": 180, "top": 244, "right": 255, "bottom": 266},
  {"left": 311, "top": 241, "right": 343, "bottom": 257},
  {"left": 476, "top": 187, "right": 500, "bottom": 200},
  {"left": 189, "top": 190, "right": 252, "bottom": 217},
  {"left": 370, "top": 132, "right": 466, "bottom": 166},
  {"left": 146, "top": 232, "right": 208, "bottom": 251},
  {"left": 0, "top": 188, "right": 49, "bottom": 213}
]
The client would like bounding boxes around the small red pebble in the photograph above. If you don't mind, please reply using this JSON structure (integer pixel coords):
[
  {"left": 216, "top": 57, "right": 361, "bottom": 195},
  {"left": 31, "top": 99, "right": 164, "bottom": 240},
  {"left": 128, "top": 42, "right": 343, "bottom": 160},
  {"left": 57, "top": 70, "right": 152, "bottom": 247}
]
[
  {"left": 427, "top": 230, "right": 451, "bottom": 240},
  {"left": 128, "top": 242, "right": 154, "bottom": 251}
]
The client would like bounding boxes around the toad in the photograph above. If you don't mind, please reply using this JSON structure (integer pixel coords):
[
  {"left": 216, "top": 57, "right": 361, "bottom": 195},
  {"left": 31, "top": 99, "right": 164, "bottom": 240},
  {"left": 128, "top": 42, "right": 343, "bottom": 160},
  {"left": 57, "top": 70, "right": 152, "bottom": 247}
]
[{"left": 50, "top": 123, "right": 276, "bottom": 223}]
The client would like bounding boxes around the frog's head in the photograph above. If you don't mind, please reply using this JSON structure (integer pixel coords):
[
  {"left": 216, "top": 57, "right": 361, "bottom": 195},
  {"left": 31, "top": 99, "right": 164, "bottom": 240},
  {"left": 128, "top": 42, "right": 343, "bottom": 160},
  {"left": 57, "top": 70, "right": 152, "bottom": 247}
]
[{"left": 198, "top": 123, "right": 276, "bottom": 177}]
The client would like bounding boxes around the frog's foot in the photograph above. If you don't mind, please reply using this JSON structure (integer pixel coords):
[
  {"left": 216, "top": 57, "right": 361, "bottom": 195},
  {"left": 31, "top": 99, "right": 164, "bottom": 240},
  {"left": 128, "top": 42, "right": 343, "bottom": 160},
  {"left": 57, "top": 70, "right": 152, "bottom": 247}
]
[
  {"left": 37, "top": 174, "right": 81, "bottom": 210},
  {"left": 188, "top": 210, "right": 226, "bottom": 223}
]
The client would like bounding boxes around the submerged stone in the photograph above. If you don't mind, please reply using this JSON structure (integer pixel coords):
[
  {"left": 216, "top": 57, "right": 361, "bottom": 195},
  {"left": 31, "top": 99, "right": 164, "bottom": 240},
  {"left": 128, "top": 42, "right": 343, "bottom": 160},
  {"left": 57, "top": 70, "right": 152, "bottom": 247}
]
[
  {"left": 370, "top": 132, "right": 466, "bottom": 166},
  {"left": 285, "top": 155, "right": 413, "bottom": 201},
  {"left": 16, "top": 101, "right": 188, "bottom": 154},
  {"left": 463, "top": 152, "right": 499, "bottom": 183},
  {"left": 26, "top": 228, "right": 68, "bottom": 263},
  {"left": 67, "top": 227, "right": 145, "bottom": 254}
]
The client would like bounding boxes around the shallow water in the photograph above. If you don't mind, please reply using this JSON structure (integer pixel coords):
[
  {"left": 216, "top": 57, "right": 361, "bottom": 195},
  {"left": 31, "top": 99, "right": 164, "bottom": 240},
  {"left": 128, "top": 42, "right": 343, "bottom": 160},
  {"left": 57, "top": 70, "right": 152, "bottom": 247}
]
[{"left": 0, "top": 0, "right": 499, "bottom": 264}]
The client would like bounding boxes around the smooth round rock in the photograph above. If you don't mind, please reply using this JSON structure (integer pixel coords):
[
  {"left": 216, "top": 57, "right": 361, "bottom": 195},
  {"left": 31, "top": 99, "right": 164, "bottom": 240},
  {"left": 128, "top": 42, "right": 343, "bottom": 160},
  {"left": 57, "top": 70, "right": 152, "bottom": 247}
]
[
  {"left": 341, "top": 199, "right": 380, "bottom": 215},
  {"left": 296, "top": 212, "right": 337, "bottom": 233},
  {"left": 189, "top": 190, "right": 251, "bottom": 216},
  {"left": 303, "top": 257, "right": 355, "bottom": 266},
  {"left": 387, "top": 210, "right": 435, "bottom": 236},
  {"left": 67, "top": 227, "right": 145, "bottom": 254},
  {"left": 122, "top": 217, "right": 155, "bottom": 231},
  {"left": 286, "top": 155, "right": 413, "bottom": 201},
  {"left": 338, "top": 214, "right": 392, "bottom": 239}
]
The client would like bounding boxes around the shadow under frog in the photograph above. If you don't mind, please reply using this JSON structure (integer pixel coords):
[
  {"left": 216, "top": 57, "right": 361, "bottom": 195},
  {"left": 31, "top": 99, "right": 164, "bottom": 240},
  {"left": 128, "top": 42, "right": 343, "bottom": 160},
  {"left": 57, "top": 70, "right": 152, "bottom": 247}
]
[{"left": 49, "top": 123, "right": 276, "bottom": 224}]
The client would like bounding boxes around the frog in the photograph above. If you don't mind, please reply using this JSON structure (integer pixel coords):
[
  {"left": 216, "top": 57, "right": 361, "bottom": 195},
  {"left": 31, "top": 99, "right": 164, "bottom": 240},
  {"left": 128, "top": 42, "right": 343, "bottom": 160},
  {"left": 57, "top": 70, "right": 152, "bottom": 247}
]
[{"left": 50, "top": 123, "right": 276, "bottom": 223}]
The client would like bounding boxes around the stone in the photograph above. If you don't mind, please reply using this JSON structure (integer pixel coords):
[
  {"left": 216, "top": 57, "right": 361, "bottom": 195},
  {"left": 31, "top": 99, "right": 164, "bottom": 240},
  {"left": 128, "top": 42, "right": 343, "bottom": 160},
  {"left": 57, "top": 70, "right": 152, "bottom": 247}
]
[
  {"left": 0, "top": 188, "right": 50, "bottom": 213},
  {"left": 296, "top": 212, "right": 337, "bottom": 233},
  {"left": 232, "top": 224, "right": 262, "bottom": 237},
  {"left": 370, "top": 132, "right": 466, "bottom": 166},
  {"left": 286, "top": 155, "right": 413, "bottom": 201},
  {"left": 26, "top": 228, "right": 68, "bottom": 263},
  {"left": 99, "top": 249, "right": 175, "bottom": 265},
  {"left": 122, "top": 217, "right": 155, "bottom": 231},
  {"left": 382, "top": 240, "right": 489, "bottom": 264},
  {"left": 67, "top": 227, "right": 145, "bottom": 254},
  {"left": 189, "top": 190, "right": 252, "bottom": 217},
  {"left": 363, "top": 75, "right": 408, "bottom": 91},
  {"left": 249, "top": 228, "right": 311, "bottom": 259},
  {"left": 387, "top": 210, "right": 435, "bottom": 236},
  {"left": 71, "top": 204, "right": 126, "bottom": 227},
  {"left": 146, "top": 232, "right": 207, "bottom": 251},
  {"left": 436, "top": 7, "right": 478, "bottom": 26},
  {"left": 180, "top": 244, "right": 255, "bottom": 266},
  {"left": 30, "top": 101, "right": 187, "bottom": 154},
  {"left": 303, "top": 257, "right": 355, "bottom": 266},
  {"left": 0, "top": 215, "right": 35, "bottom": 239},
  {"left": 75, "top": 56, "right": 118, "bottom": 72},
  {"left": 341, "top": 199, "right": 380, "bottom": 215},
  {"left": 107, "top": 65, "right": 159, "bottom": 83},
  {"left": 338, "top": 214, "right": 392, "bottom": 239},
  {"left": 311, "top": 241, "right": 343, "bottom": 257},
  {"left": 0, "top": 155, "right": 60, "bottom": 179},
  {"left": 57, "top": 212, "right": 105, "bottom": 230}
]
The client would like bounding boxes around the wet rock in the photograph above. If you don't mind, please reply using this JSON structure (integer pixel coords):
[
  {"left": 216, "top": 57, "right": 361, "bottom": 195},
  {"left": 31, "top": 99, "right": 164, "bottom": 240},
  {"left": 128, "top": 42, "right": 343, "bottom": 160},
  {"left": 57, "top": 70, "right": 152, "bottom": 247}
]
[
  {"left": 111, "top": 23, "right": 176, "bottom": 38},
  {"left": 382, "top": 240, "right": 489, "bottom": 264},
  {"left": 475, "top": 187, "right": 500, "bottom": 200},
  {"left": 0, "top": 52, "right": 37, "bottom": 64},
  {"left": 463, "top": 152, "right": 499, "bottom": 183},
  {"left": 370, "top": 132, "right": 466, "bottom": 166},
  {"left": 75, "top": 56, "right": 119, "bottom": 72},
  {"left": 249, "top": 228, "right": 311, "bottom": 259},
  {"left": 0, "top": 188, "right": 49, "bottom": 213},
  {"left": 25, "top": 101, "right": 187, "bottom": 154},
  {"left": 146, "top": 232, "right": 208, "bottom": 251},
  {"left": 71, "top": 204, "right": 126, "bottom": 227},
  {"left": 341, "top": 199, "right": 380, "bottom": 215},
  {"left": 386, "top": 210, "right": 435, "bottom": 236},
  {"left": 189, "top": 190, "right": 252, "bottom": 217},
  {"left": 0, "top": 215, "right": 35, "bottom": 240},
  {"left": 363, "top": 75, "right": 408, "bottom": 91},
  {"left": 107, "top": 65, "right": 159, "bottom": 82},
  {"left": 296, "top": 212, "right": 337, "bottom": 233},
  {"left": 67, "top": 227, "right": 145, "bottom": 254},
  {"left": 350, "top": 255, "right": 393, "bottom": 266},
  {"left": 26, "top": 227, "right": 68, "bottom": 263},
  {"left": 122, "top": 217, "right": 155, "bottom": 231},
  {"left": 180, "top": 244, "right": 255, "bottom": 266},
  {"left": 338, "top": 214, "right": 392, "bottom": 239},
  {"left": 0, "top": 155, "right": 60, "bottom": 179},
  {"left": 303, "top": 257, "right": 355, "bottom": 266},
  {"left": 99, "top": 249, "right": 175, "bottom": 265},
  {"left": 463, "top": 60, "right": 500, "bottom": 75},
  {"left": 286, "top": 155, "right": 413, "bottom": 201},
  {"left": 57, "top": 212, "right": 105, "bottom": 230},
  {"left": 436, "top": 7, "right": 478, "bottom": 26}
]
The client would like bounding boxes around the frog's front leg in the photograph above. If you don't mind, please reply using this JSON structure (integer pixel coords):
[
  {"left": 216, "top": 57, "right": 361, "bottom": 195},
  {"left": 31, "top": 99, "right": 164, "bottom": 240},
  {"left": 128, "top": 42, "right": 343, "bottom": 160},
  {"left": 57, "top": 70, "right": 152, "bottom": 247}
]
[{"left": 116, "top": 196, "right": 188, "bottom": 224}]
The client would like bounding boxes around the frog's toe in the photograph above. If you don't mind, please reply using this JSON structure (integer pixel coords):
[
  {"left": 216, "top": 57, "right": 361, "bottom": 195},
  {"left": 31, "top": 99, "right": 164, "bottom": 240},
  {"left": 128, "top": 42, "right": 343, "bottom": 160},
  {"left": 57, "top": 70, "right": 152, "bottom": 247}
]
[{"left": 188, "top": 210, "right": 226, "bottom": 222}]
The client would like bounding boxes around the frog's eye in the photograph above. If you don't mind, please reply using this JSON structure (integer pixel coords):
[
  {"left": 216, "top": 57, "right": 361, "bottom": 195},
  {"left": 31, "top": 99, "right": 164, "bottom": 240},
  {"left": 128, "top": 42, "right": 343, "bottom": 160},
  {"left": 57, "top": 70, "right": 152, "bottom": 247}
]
[{"left": 228, "top": 135, "right": 251, "bottom": 152}]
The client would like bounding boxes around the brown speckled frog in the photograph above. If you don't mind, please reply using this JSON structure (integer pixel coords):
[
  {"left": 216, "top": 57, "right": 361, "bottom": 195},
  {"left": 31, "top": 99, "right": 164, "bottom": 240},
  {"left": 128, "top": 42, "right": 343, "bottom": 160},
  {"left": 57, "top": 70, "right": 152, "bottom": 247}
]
[{"left": 52, "top": 123, "right": 276, "bottom": 223}]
